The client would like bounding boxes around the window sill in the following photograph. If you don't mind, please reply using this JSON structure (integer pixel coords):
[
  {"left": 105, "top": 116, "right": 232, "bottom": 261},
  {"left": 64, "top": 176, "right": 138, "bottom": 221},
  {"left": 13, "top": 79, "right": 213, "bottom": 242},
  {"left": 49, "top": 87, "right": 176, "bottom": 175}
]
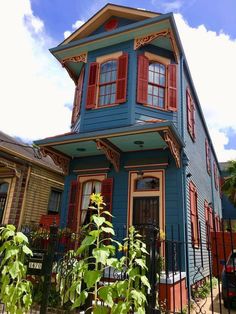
[
  {"left": 138, "top": 103, "right": 173, "bottom": 112},
  {"left": 87, "top": 103, "right": 121, "bottom": 110}
]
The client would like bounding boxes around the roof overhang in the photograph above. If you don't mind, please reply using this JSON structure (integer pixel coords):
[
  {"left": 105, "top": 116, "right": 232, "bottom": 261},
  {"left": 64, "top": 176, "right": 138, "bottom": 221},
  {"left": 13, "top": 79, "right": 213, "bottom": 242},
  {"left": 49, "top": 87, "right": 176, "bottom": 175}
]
[
  {"left": 50, "top": 13, "right": 180, "bottom": 84},
  {"left": 35, "top": 122, "right": 184, "bottom": 174},
  {"left": 61, "top": 3, "right": 160, "bottom": 45}
]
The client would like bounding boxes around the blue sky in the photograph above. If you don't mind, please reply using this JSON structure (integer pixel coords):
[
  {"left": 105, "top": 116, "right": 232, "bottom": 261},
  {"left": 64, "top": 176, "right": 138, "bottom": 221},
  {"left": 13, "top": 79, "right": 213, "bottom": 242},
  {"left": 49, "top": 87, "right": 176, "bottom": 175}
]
[
  {"left": 30, "top": 0, "right": 236, "bottom": 42},
  {"left": 0, "top": 0, "right": 236, "bottom": 161}
]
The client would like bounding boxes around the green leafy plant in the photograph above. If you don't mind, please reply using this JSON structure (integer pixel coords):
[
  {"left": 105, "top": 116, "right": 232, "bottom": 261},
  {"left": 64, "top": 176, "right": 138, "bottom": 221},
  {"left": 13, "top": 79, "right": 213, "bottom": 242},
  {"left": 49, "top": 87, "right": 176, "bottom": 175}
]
[
  {"left": 56, "top": 193, "right": 150, "bottom": 314},
  {"left": 109, "top": 226, "right": 151, "bottom": 314},
  {"left": 0, "top": 224, "right": 33, "bottom": 314},
  {"left": 192, "top": 277, "right": 217, "bottom": 300}
]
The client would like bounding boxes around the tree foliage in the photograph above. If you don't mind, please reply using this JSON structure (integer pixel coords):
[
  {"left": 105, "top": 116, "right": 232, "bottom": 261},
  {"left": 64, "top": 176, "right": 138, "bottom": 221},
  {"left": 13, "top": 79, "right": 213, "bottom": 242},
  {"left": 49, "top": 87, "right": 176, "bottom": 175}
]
[{"left": 222, "top": 160, "right": 236, "bottom": 206}]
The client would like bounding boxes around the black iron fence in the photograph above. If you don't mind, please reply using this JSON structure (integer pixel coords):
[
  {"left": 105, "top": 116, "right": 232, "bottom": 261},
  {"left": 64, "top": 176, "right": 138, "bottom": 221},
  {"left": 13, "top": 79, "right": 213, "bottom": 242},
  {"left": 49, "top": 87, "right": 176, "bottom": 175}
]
[{"left": 2, "top": 221, "right": 236, "bottom": 313}]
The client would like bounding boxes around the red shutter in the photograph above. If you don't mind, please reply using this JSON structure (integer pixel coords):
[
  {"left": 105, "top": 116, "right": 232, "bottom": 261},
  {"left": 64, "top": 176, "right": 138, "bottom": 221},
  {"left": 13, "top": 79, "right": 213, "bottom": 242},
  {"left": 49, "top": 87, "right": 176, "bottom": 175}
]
[
  {"left": 213, "top": 162, "right": 218, "bottom": 190},
  {"left": 192, "top": 102, "right": 196, "bottom": 140},
  {"left": 101, "top": 178, "right": 113, "bottom": 217},
  {"left": 86, "top": 62, "right": 99, "bottom": 109},
  {"left": 71, "top": 67, "right": 84, "bottom": 125},
  {"left": 137, "top": 54, "right": 149, "bottom": 104},
  {"left": 205, "top": 139, "right": 211, "bottom": 174},
  {"left": 67, "top": 180, "right": 79, "bottom": 232},
  {"left": 189, "top": 182, "right": 199, "bottom": 247},
  {"left": 116, "top": 53, "right": 128, "bottom": 104},
  {"left": 186, "top": 88, "right": 192, "bottom": 134},
  {"left": 167, "top": 64, "right": 177, "bottom": 111}
]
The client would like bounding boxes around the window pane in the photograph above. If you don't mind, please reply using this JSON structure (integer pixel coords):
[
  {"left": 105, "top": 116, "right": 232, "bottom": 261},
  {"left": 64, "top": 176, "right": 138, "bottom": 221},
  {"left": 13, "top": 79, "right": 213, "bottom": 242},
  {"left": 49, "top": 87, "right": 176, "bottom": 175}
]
[
  {"left": 106, "top": 84, "right": 111, "bottom": 94},
  {"left": 111, "top": 71, "right": 116, "bottom": 81},
  {"left": 148, "top": 94, "right": 152, "bottom": 105},
  {"left": 160, "top": 75, "right": 165, "bottom": 86},
  {"left": 159, "top": 88, "right": 164, "bottom": 97},
  {"left": 153, "top": 86, "right": 158, "bottom": 96},
  {"left": 111, "top": 94, "right": 116, "bottom": 103},
  {"left": 154, "top": 73, "right": 159, "bottom": 84},
  {"left": 0, "top": 183, "right": 9, "bottom": 193},
  {"left": 160, "top": 64, "right": 165, "bottom": 74},
  {"left": 100, "top": 73, "right": 106, "bottom": 83},
  {"left": 48, "top": 190, "right": 62, "bottom": 213},
  {"left": 100, "top": 86, "right": 105, "bottom": 95},
  {"left": 111, "top": 83, "right": 116, "bottom": 93},
  {"left": 159, "top": 98, "right": 164, "bottom": 108},
  {"left": 99, "top": 96, "right": 104, "bottom": 105},
  {"left": 105, "top": 94, "right": 110, "bottom": 104},
  {"left": 149, "top": 71, "right": 154, "bottom": 83},
  {"left": 153, "top": 96, "right": 158, "bottom": 107},
  {"left": 136, "top": 177, "right": 160, "bottom": 190}
]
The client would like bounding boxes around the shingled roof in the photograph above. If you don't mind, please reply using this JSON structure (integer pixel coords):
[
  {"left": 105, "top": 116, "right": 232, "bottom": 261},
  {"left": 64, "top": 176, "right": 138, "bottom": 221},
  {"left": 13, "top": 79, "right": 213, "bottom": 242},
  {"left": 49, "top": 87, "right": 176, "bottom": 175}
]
[{"left": 0, "top": 131, "right": 63, "bottom": 174}]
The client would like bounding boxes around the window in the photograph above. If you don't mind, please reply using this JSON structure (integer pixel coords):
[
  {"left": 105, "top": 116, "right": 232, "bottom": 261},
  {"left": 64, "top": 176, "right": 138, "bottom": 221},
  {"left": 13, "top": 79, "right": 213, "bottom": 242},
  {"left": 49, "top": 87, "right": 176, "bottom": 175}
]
[
  {"left": 86, "top": 53, "right": 128, "bottom": 109},
  {"left": 48, "top": 189, "right": 62, "bottom": 214},
  {"left": 189, "top": 181, "right": 199, "bottom": 247},
  {"left": 148, "top": 62, "right": 166, "bottom": 108},
  {"left": 81, "top": 180, "right": 101, "bottom": 225},
  {"left": 71, "top": 66, "right": 84, "bottom": 126},
  {"left": 186, "top": 87, "right": 195, "bottom": 140},
  {"left": 204, "top": 200, "right": 213, "bottom": 250},
  {"left": 137, "top": 54, "right": 177, "bottom": 111},
  {"left": 136, "top": 177, "right": 160, "bottom": 191},
  {"left": 0, "top": 182, "right": 9, "bottom": 223},
  {"left": 67, "top": 176, "right": 114, "bottom": 232},
  {"left": 205, "top": 139, "right": 211, "bottom": 175},
  {"left": 99, "top": 60, "right": 117, "bottom": 106}
]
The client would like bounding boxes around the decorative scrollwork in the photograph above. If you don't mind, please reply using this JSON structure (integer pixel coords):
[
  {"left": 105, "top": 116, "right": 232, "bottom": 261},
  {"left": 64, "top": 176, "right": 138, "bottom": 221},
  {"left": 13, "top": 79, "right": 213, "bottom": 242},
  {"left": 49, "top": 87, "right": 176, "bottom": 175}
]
[
  {"left": 134, "top": 29, "right": 178, "bottom": 61},
  {"left": 96, "top": 139, "right": 120, "bottom": 172},
  {"left": 162, "top": 130, "right": 181, "bottom": 168},
  {"left": 134, "top": 30, "right": 170, "bottom": 50},
  {"left": 40, "top": 147, "right": 70, "bottom": 175},
  {"left": 192, "top": 266, "right": 208, "bottom": 314},
  {"left": 61, "top": 53, "right": 87, "bottom": 65}
]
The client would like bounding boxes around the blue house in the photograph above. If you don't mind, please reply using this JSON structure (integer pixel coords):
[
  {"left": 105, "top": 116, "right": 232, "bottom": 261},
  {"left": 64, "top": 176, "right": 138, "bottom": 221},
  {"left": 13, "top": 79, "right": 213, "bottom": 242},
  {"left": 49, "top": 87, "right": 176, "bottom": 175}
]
[{"left": 35, "top": 3, "right": 222, "bottom": 305}]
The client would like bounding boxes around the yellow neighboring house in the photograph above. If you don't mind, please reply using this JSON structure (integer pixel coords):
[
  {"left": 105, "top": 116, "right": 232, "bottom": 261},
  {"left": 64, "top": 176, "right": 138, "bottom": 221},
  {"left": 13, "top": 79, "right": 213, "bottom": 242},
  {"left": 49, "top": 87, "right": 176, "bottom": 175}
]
[{"left": 0, "top": 131, "right": 64, "bottom": 229}]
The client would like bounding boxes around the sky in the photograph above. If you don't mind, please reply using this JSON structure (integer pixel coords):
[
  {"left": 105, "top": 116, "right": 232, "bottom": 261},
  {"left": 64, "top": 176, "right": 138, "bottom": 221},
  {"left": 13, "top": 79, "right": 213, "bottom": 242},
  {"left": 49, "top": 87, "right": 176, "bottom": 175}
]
[{"left": 0, "top": 0, "right": 236, "bottom": 162}]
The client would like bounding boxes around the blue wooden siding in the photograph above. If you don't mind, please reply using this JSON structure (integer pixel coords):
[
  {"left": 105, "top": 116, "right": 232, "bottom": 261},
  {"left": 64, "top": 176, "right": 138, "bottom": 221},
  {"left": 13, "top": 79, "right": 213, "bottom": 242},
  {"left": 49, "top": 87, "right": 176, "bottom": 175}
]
[
  {"left": 60, "top": 149, "right": 184, "bottom": 230},
  {"left": 91, "top": 17, "right": 139, "bottom": 36},
  {"left": 78, "top": 41, "right": 134, "bottom": 133},
  {"left": 73, "top": 41, "right": 180, "bottom": 134},
  {"left": 182, "top": 68, "right": 222, "bottom": 284}
]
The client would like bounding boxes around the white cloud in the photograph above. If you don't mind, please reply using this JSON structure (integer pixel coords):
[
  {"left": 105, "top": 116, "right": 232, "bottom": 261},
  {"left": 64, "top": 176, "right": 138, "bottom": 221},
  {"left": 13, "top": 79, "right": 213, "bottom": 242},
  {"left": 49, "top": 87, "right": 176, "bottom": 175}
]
[
  {"left": 174, "top": 14, "right": 236, "bottom": 161},
  {"left": 64, "top": 30, "right": 72, "bottom": 39},
  {"left": 64, "top": 20, "right": 85, "bottom": 39},
  {"left": 152, "top": 0, "right": 183, "bottom": 12},
  {"left": 0, "top": 0, "right": 74, "bottom": 142}
]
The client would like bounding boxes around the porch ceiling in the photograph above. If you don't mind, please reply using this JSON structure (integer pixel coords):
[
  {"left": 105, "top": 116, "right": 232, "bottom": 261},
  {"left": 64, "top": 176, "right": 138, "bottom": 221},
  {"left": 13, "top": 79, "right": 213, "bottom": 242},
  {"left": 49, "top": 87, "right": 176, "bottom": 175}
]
[{"left": 51, "top": 131, "right": 165, "bottom": 158}]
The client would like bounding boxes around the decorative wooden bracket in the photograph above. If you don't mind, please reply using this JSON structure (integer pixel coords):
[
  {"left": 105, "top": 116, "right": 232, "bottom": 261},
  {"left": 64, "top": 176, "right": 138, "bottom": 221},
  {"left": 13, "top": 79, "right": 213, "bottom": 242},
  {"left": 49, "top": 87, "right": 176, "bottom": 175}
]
[
  {"left": 134, "top": 29, "right": 178, "bottom": 62},
  {"left": 61, "top": 53, "right": 87, "bottom": 65},
  {"left": 162, "top": 130, "right": 181, "bottom": 168},
  {"left": 40, "top": 147, "right": 70, "bottom": 175},
  {"left": 96, "top": 139, "right": 120, "bottom": 172},
  {"left": 61, "top": 53, "right": 87, "bottom": 85},
  {"left": 0, "top": 157, "right": 21, "bottom": 177}
]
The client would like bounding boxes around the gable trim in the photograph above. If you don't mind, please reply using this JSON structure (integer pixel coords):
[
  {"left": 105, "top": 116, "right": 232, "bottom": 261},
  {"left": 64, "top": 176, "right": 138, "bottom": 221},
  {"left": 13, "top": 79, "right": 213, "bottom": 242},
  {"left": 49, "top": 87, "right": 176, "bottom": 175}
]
[{"left": 61, "top": 4, "right": 160, "bottom": 46}]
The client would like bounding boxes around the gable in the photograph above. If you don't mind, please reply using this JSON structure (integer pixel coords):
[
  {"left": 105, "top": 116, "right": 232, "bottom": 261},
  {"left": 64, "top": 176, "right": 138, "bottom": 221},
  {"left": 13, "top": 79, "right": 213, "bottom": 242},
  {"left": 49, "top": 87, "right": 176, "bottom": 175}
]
[
  {"left": 90, "top": 16, "right": 143, "bottom": 37},
  {"left": 61, "top": 3, "right": 160, "bottom": 46}
]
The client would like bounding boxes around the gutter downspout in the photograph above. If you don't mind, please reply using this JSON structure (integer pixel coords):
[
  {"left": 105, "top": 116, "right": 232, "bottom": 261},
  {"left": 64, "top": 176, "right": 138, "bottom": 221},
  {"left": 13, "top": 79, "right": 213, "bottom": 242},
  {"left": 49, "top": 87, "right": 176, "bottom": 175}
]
[{"left": 17, "top": 165, "right": 31, "bottom": 230}]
